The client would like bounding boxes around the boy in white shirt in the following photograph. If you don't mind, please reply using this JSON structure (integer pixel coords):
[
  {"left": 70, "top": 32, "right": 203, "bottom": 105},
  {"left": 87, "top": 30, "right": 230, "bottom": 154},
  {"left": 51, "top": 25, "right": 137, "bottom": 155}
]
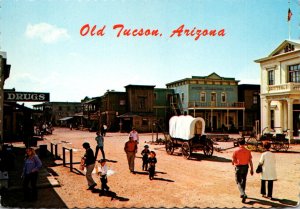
[{"left": 98, "top": 159, "right": 110, "bottom": 195}]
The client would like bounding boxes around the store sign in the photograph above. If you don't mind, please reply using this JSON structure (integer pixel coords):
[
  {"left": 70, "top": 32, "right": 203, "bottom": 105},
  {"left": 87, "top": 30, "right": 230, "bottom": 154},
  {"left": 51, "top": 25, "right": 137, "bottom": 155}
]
[{"left": 4, "top": 91, "right": 50, "bottom": 102}]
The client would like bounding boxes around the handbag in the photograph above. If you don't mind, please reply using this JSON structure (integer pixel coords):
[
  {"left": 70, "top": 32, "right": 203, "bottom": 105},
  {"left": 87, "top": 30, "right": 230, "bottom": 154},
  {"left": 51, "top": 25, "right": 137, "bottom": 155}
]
[{"left": 256, "top": 164, "right": 263, "bottom": 173}]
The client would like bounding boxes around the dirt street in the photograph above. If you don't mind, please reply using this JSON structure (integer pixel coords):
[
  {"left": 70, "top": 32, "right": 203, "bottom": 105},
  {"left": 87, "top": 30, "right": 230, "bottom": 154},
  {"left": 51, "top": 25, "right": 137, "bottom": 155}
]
[{"left": 11, "top": 128, "right": 300, "bottom": 208}]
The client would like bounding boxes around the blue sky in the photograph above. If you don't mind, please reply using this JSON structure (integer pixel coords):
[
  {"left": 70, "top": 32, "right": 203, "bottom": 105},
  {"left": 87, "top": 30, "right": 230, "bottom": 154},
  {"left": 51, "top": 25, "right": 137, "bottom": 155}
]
[{"left": 1, "top": 0, "right": 299, "bottom": 104}]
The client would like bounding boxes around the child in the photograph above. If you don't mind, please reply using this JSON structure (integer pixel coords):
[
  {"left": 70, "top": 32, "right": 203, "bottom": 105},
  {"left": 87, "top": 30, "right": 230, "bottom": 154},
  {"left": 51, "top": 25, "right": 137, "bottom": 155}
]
[
  {"left": 98, "top": 159, "right": 110, "bottom": 196},
  {"left": 148, "top": 151, "right": 157, "bottom": 180},
  {"left": 141, "top": 145, "right": 150, "bottom": 171}
]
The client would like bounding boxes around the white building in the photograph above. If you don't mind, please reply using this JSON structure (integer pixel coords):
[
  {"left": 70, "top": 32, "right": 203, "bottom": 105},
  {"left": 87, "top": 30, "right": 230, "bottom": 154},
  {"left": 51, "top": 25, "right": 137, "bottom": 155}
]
[{"left": 255, "top": 40, "right": 300, "bottom": 142}]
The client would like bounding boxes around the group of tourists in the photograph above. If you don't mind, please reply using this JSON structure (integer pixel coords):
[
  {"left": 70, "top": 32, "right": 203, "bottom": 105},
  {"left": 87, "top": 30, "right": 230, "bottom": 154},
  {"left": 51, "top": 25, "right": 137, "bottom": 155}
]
[
  {"left": 21, "top": 127, "right": 277, "bottom": 203},
  {"left": 232, "top": 138, "right": 277, "bottom": 203},
  {"left": 81, "top": 129, "right": 107, "bottom": 195},
  {"left": 80, "top": 127, "right": 157, "bottom": 196}
]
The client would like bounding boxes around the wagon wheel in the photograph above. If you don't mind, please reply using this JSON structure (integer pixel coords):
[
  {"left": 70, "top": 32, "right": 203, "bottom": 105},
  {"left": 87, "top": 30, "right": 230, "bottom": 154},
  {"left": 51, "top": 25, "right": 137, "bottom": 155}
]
[
  {"left": 182, "top": 142, "right": 191, "bottom": 159},
  {"left": 271, "top": 142, "right": 282, "bottom": 152},
  {"left": 165, "top": 139, "right": 174, "bottom": 155},
  {"left": 203, "top": 141, "right": 214, "bottom": 157},
  {"left": 281, "top": 143, "right": 289, "bottom": 152},
  {"left": 246, "top": 137, "right": 258, "bottom": 151}
]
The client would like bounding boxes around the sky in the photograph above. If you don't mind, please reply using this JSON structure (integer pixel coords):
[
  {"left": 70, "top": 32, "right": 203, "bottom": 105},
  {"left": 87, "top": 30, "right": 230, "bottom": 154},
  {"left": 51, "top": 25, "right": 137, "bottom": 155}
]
[{"left": 1, "top": 0, "right": 300, "bottom": 105}]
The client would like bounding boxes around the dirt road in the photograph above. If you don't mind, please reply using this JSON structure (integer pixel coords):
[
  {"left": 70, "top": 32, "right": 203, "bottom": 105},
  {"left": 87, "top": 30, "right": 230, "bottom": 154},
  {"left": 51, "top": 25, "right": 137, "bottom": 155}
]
[{"left": 10, "top": 128, "right": 300, "bottom": 208}]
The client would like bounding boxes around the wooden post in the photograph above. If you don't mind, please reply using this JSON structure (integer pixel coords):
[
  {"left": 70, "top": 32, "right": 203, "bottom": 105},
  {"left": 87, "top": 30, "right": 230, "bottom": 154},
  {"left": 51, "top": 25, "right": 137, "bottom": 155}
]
[
  {"left": 62, "top": 147, "right": 66, "bottom": 167},
  {"left": 70, "top": 149, "right": 73, "bottom": 172}
]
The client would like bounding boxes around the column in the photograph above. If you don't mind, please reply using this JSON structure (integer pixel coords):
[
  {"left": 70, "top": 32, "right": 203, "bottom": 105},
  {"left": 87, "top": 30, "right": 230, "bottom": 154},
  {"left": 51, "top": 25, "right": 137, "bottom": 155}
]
[
  {"left": 236, "top": 110, "right": 238, "bottom": 129},
  {"left": 210, "top": 109, "right": 213, "bottom": 131},
  {"left": 278, "top": 101, "right": 283, "bottom": 133},
  {"left": 265, "top": 99, "right": 271, "bottom": 133},
  {"left": 226, "top": 109, "right": 229, "bottom": 130},
  {"left": 242, "top": 109, "right": 245, "bottom": 131},
  {"left": 287, "top": 98, "right": 294, "bottom": 143}
]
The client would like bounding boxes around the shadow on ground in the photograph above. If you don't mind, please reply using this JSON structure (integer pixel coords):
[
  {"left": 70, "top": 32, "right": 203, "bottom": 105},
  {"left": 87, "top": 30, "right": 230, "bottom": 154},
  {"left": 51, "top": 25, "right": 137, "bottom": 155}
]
[
  {"left": 0, "top": 146, "right": 67, "bottom": 208},
  {"left": 246, "top": 197, "right": 298, "bottom": 207},
  {"left": 91, "top": 188, "right": 129, "bottom": 201}
]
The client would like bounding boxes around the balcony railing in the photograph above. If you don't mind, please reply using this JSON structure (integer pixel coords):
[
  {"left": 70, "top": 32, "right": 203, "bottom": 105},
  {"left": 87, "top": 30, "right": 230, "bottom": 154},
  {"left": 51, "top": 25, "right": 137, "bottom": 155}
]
[
  {"left": 268, "top": 83, "right": 300, "bottom": 92},
  {"left": 188, "top": 101, "right": 245, "bottom": 108}
]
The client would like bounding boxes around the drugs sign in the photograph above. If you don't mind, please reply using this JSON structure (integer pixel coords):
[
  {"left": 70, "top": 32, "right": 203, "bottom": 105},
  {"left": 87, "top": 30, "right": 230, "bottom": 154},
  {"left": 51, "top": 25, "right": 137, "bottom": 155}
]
[{"left": 4, "top": 91, "right": 50, "bottom": 102}]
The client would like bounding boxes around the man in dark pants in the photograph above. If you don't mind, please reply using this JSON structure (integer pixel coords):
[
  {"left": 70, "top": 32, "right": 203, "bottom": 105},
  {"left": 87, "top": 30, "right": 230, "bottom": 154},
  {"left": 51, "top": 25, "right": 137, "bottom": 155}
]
[
  {"left": 95, "top": 131, "right": 105, "bottom": 160},
  {"left": 232, "top": 139, "right": 254, "bottom": 203},
  {"left": 124, "top": 136, "right": 137, "bottom": 173}
]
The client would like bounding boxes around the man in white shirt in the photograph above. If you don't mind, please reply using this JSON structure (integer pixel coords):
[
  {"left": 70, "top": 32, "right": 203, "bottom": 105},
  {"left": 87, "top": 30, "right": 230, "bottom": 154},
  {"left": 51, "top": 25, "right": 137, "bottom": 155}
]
[{"left": 129, "top": 127, "right": 139, "bottom": 144}]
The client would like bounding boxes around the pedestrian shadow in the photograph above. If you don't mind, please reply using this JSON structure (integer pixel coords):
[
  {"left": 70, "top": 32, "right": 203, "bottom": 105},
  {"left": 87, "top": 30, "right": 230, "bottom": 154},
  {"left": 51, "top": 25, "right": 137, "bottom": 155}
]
[
  {"left": 190, "top": 153, "right": 232, "bottom": 163},
  {"left": 91, "top": 189, "right": 129, "bottom": 201},
  {"left": 246, "top": 197, "right": 298, "bottom": 207},
  {"left": 105, "top": 159, "right": 118, "bottom": 163},
  {"left": 133, "top": 171, "right": 148, "bottom": 175},
  {"left": 153, "top": 177, "right": 175, "bottom": 182}
]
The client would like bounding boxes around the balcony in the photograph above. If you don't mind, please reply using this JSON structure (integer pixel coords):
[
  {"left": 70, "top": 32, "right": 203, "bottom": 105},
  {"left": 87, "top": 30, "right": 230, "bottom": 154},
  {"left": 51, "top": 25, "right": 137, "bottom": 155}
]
[
  {"left": 188, "top": 101, "right": 245, "bottom": 109},
  {"left": 267, "top": 83, "right": 300, "bottom": 93}
]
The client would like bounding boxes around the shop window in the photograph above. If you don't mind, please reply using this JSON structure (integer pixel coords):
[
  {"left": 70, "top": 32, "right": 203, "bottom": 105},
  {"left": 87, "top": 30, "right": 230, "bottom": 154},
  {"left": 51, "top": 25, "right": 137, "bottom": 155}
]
[{"left": 142, "top": 119, "right": 148, "bottom": 126}]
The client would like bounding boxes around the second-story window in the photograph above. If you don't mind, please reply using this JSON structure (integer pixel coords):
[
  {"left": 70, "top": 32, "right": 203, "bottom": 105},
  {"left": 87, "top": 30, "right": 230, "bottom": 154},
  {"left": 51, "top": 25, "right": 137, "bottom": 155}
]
[
  {"left": 268, "top": 70, "right": 275, "bottom": 85},
  {"left": 288, "top": 64, "right": 300, "bottom": 83},
  {"left": 253, "top": 92, "right": 258, "bottom": 104},
  {"left": 138, "top": 96, "right": 146, "bottom": 109},
  {"left": 211, "top": 92, "right": 216, "bottom": 102},
  {"left": 221, "top": 92, "right": 226, "bottom": 103},
  {"left": 200, "top": 92, "right": 206, "bottom": 102},
  {"left": 181, "top": 93, "right": 184, "bottom": 102}
]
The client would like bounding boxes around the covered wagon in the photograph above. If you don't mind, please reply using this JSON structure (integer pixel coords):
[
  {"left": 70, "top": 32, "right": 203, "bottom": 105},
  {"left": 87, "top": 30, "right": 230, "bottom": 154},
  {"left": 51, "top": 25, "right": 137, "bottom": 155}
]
[{"left": 165, "top": 115, "right": 214, "bottom": 159}]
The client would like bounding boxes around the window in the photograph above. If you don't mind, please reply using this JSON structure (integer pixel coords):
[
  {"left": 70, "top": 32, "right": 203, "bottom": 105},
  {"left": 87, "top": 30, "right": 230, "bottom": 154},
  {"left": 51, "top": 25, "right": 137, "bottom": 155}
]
[
  {"left": 253, "top": 92, "right": 258, "bottom": 104},
  {"left": 181, "top": 93, "right": 184, "bottom": 102},
  {"left": 58, "top": 106, "right": 62, "bottom": 111},
  {"left": 268, "top": 70, "right": 274, "bottom": 85},
  {"left": 138, "top": 96, "right": 146, "bottom": 109},
  {"left": 120, "top": 100, "right": 126, "bottom": 105},
  {"left": 154, "top": 93, "right": 157, "bottom": 100},
  {"left": 221, "top": 92, "right": 226, "bottom": 103},
  {"left": 211, "top": 93, "right": 216, "bottom": 102},
  {"left": 200, "top": 92, "right": 206, "bottom": 102},
  {"left": 288, "top": 64, "right": 300, "bottom": 83},
  {"left": 142, "top": 118, "right": 148, "bottom": 126}
]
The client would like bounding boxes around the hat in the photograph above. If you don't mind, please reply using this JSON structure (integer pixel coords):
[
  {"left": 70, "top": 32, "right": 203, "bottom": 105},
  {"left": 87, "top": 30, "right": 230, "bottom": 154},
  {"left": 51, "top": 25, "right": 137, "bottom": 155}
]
[
  {"left": 98, "top": 159, "right": 106, "bottom": 163},
  {"left": 144, "top": 145, "right": 149, "bottom": 148}
]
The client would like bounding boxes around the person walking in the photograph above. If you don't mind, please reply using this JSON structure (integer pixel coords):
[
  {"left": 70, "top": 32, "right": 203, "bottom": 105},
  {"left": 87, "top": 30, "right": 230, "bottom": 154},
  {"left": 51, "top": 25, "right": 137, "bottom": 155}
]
[
  {"left": 82, "top": 142, "right": 97, "bottom": 190},
  {"left": 95, "top": 131, "right": 105, "bottom": 160},
  {"left": 124, "top": 136, "right": 138, "bottom": 173},
  {"left": 232, "top": 138, "right": 254, "bottom": 203},
  {"left": 97, "top": 159, "right": 110, "bottom": 196},
  {"left": 22, "top": 147, "right": 42, "bottom": 201},
  {"left": 129, "top": 127, "right": 139, "bottom": 144},
  {"left": 258, "top": 141, "right": 277, "bottom": 200}
]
